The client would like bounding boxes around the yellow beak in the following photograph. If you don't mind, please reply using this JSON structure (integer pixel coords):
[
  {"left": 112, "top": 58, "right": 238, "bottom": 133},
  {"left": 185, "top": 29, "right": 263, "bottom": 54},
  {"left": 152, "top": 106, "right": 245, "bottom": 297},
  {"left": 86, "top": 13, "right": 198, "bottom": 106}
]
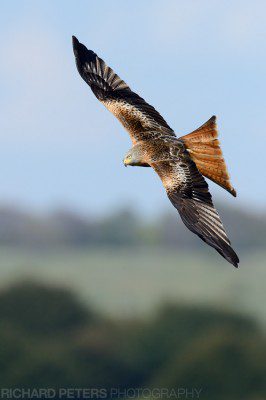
[{"left": 123, "top": 158, "right": 130, "bottom": 167}]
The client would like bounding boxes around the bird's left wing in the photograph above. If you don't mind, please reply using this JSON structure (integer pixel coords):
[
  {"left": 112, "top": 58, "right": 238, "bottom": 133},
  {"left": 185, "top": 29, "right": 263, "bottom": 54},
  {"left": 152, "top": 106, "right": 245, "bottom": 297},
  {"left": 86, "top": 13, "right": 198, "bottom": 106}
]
[
  {"left": 72, "top": 36, "right": 175, "bottom": 144},
  {"left": 151, "top": 150, "right": 239, "bottom": 267}
]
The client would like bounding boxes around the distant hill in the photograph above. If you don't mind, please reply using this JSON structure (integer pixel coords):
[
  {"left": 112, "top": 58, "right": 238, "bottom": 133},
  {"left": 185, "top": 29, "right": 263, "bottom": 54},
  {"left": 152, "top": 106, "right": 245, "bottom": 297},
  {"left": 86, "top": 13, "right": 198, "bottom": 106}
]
[
  {"left": 0, "top": 203, "right": 264, "bottom": 251},
  {"left": 1, "top": 281, "right": 265, "bottom": 398}
]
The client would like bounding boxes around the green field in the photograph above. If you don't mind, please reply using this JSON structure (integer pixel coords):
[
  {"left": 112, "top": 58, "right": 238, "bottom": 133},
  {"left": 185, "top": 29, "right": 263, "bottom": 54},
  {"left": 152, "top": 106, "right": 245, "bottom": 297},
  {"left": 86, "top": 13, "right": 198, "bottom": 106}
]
[{"left": 0, "top": 246, "right": 264, "bottom": 324}]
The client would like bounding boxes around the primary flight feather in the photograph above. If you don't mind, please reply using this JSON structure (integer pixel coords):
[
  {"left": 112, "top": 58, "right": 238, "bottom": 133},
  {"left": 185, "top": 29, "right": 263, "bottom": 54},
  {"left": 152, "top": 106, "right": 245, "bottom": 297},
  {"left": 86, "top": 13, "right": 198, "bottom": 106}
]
[{"left": 72, "top": 36, "right": 239, "bottom": 268}]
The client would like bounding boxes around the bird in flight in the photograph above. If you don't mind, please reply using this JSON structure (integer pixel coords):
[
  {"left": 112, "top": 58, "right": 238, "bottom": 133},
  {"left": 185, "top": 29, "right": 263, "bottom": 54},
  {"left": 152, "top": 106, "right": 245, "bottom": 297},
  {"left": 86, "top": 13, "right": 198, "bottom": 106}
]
[{"left": 72, "top": 36, "right": 239, "bottom": 268}]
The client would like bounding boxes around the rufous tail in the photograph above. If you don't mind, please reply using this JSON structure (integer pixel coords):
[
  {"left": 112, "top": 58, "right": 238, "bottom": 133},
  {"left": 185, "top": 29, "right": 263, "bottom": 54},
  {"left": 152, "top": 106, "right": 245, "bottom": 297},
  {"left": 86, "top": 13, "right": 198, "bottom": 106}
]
[{"left": 179, "top": 116, "right": 236, "bottom": 197}]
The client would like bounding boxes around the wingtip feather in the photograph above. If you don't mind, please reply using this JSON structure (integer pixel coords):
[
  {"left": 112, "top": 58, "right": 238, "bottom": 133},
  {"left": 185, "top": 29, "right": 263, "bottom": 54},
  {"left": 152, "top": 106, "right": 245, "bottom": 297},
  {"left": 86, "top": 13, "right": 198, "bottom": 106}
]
[
  {"left": 220, "top": 243, "right": 239, "bottom": 268},
  {"left": 229, "top": 251, "right": 239, "bottom": 268},
  {"left": 72, "top": 35, "right": 79, "bottom": 52},
  {"left": 72, "top": 36, "right": 95, "bottom": 60}
]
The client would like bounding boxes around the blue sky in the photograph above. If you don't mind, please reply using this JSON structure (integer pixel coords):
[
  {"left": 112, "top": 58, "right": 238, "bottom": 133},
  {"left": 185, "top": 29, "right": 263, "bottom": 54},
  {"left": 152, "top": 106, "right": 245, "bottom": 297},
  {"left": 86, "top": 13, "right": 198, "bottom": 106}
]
[{"left": 0, "top": 0, "right": 265, "bottom": 215}]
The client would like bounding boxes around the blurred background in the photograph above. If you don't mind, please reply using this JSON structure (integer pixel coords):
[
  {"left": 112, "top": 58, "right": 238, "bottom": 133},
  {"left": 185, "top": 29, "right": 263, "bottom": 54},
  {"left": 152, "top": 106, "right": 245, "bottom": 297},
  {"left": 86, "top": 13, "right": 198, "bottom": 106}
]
[{"left": 0, "top": 1, "right": 266, "bottom": 399}]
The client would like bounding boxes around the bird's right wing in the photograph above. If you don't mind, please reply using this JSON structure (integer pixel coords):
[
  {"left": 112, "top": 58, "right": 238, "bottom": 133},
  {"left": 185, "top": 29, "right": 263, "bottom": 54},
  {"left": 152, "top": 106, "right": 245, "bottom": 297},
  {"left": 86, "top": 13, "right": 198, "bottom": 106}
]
[
  {"left": 72, "top": 36, "right": 175, "bottom": 145},
  {"left": 151, "top": 151, "right": 239, "bottom": 267}
]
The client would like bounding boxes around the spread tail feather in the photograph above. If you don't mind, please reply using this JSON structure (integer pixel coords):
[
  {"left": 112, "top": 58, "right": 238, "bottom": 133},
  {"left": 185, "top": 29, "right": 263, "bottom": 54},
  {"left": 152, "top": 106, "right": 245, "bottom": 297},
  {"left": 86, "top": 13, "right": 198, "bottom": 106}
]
[{"left": 179, "top": 116, "right": 236, "bottom": 197}]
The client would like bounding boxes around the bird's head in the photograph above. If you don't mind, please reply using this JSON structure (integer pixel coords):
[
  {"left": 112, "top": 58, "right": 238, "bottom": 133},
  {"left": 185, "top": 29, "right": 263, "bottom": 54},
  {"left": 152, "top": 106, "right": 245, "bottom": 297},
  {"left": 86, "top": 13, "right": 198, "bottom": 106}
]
[
  {"left": 123, "top": 149, "right": 135, "bottom": 166},
  {"left": 123, "top": 145, "right": 144, "bottom": 167}
]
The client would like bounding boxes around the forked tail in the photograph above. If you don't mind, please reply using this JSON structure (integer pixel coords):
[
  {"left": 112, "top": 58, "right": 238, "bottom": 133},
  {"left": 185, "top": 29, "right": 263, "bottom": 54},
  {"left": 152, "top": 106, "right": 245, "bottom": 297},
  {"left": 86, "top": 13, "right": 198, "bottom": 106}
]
[{"left": 179, "top": 116, "right": 236, "bottom": 197}]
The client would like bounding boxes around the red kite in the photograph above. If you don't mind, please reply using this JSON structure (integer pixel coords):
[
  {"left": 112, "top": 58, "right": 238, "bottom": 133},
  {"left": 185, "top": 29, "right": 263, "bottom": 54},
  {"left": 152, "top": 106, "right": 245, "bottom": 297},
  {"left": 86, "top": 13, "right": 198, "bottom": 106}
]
[{"left": 72, "top": 36, "right": 239, "bottom": 268}]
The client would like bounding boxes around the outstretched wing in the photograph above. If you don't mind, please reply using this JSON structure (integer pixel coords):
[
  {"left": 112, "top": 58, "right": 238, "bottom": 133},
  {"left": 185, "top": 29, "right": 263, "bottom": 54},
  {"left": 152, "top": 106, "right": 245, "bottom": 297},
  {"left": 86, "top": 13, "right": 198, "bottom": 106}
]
[
  {"left": 151, "top": 150, "right": 239, "bottom": 268},
  {"left": 72, "top": 36, "right": 175, "bottom": 144}
]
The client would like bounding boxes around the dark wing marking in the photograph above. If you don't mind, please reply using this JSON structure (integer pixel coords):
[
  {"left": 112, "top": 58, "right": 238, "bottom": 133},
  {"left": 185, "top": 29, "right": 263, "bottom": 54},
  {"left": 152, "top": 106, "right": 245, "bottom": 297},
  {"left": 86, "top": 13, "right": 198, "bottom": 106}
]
[
  {"left": 72, "top": 36, "right": 175, "bottom": 144},
  {"left": 151, "top": 150, "right": 239, "bottom": 268}
]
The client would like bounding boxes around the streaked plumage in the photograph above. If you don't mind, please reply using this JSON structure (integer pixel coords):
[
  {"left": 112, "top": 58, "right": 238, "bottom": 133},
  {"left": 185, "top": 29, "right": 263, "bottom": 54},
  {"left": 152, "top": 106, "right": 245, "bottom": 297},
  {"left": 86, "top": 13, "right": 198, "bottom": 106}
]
[{"left": 72, "top": 36, "right": 239, "bottom": 268}]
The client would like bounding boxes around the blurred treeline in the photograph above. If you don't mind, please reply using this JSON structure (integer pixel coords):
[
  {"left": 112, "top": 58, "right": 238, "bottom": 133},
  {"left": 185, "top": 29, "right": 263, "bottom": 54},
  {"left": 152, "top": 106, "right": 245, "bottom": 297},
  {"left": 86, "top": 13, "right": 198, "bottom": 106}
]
[
  {"left": 0, "top": 281, "right": 265, "bottom": 399},
  {"left": 0, "top": 203, "right": 265, "bottom": 251}
]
